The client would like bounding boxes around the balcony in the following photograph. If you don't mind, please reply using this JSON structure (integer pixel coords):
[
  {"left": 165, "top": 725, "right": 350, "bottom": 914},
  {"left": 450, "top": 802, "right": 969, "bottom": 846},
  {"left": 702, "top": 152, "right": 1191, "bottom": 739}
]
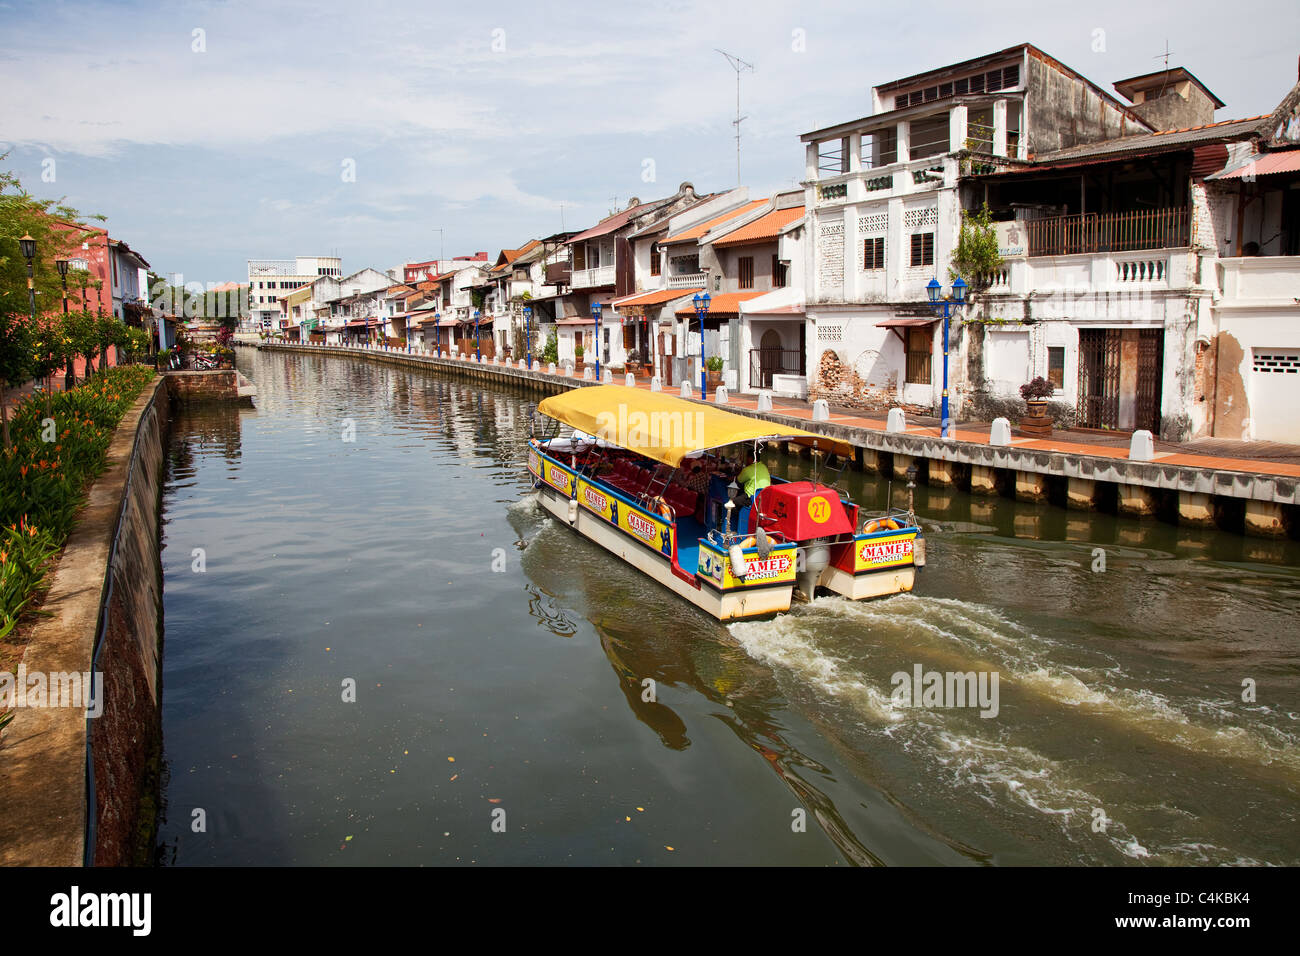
[
  {"left": 570, "top": 265, "right": 615, "bottom": 289},
  {"left": 668, "top": 272, "right": 707, "bottom": 289},
  {"left": 1024, "top": 208, "right": 1188, "bottom": 257}
]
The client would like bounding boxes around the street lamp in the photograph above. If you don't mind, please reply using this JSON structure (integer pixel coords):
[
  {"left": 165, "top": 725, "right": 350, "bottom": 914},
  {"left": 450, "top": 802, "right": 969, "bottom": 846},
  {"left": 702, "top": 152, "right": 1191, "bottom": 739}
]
[
  {"left": 474, "top": 309, "right": 481, "bottom": 361},
  {"left": 692, "top": 291, "right": 711, "bottom": 400},
  {"left": 434, "top": 312, "right": 440, "bottom": 354},
  {"left": 591, "top": 303, "right": 602, "bottom": 381},
  {"left": 926, "top": 276, "right": 967, "bottom": 439},
  {"left": 524, "top": 305, "right": 533, "bottom": 370},
  {"left": 18, "top": 235, "right": 37, "bottom": 320}
]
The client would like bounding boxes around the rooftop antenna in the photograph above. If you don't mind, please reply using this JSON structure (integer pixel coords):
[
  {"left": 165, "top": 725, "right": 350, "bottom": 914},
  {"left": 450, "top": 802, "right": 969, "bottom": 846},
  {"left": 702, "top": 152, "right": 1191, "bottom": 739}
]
[
  {"left": 1153, "top": 41, "right": 1173, "bottom": 99},
  {"left": 716, "top": 49, "right": 754, "bottom": 185}
]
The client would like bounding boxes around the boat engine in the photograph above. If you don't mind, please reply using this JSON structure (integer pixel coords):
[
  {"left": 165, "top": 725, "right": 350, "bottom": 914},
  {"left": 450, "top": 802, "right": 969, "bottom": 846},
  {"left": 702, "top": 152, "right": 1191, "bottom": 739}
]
[
  {"left": 749, "top": 481, "right": 855, "bottom": 598},
  {"left": 798, "top": 536, "right": 833, "bottom": 599}
]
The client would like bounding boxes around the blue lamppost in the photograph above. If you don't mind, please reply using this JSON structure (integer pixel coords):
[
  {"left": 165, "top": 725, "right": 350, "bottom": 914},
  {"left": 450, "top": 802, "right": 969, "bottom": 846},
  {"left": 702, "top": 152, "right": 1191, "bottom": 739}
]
[
  {"left": 474, "top": 309, "right": 481, "bottom": 361},
  {"left": 692, "top": 291, "right": 711, "bottom": 400},
  {"left": 524, "top": 305, "right": 533, "bottom": 370},
  {"left": 925, "top": 276, "right": 967, "bottom": 439},
  {"left": 433, "top": 312, "right": 440, "bottom": 353},
  {"left": 591, "top": 302, "right": 602, "bottom": 381}
]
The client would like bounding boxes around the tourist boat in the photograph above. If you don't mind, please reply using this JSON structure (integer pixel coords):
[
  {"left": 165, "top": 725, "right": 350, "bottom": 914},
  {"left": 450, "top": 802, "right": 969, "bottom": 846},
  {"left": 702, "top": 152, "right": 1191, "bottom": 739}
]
[{"left": 526, "top": 386, "right": 924, "bottom": 621}]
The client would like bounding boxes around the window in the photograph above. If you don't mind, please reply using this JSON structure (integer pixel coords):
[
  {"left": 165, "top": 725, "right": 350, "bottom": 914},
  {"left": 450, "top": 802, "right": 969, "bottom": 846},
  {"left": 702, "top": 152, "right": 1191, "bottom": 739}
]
[
  {"left": 738, "top": 256, "right": 754, "bottom": 289},
  {"left": 1048, "top": 347, "right": 1065, "bottom": 389},
  {"left": 910, "top": 232, "right": 935, "bottom": 267},
  {"left": 863, "top": 237, "right": 885, "bottom": 270},
  {"left": 906, "top": 327, "right": 932, "bottom": 384},
  {"left": 773, "top": 255, "right": 787, "bottom": 288},
  {"left": 650, "top": 244, "right": 660, "bottom": 277}
]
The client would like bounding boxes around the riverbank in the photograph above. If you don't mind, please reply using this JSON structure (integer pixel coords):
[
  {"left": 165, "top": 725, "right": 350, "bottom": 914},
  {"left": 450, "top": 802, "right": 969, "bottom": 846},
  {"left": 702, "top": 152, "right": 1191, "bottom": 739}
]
[{"left": 256, "top": 342, "right": 1298, "bottom": 539}]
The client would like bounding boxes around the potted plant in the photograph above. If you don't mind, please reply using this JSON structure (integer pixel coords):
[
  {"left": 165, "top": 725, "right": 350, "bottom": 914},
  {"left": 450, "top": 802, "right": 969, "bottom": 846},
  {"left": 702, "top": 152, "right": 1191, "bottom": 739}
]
[
  {"left": 706, "top": 355, "right": 724, "bottom": 386},
  {"left": 574, "top": 343, "right": 585, "bottom": 368},
  {"left": 1018, "top": 376, "right": 1055, "bottom": 438}
]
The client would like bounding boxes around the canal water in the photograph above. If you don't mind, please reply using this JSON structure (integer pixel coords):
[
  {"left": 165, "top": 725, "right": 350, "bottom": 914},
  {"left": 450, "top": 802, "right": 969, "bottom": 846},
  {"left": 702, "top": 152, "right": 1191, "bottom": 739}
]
[{"left": 155, "top": 348, "right": 1300, "bottom": 866}]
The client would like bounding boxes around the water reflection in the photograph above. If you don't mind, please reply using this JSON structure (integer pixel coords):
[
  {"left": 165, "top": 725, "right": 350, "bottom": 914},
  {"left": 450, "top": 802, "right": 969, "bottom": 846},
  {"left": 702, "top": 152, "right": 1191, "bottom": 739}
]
[{"left": 155, "top": 348, "right": 1300, "bottom": 867}]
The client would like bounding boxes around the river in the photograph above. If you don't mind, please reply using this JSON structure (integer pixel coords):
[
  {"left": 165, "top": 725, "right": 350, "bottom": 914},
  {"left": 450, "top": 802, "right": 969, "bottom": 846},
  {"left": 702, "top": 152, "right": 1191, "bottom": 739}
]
[{"left": 154, "top": 347, "right": 1300, "bottom": 866}]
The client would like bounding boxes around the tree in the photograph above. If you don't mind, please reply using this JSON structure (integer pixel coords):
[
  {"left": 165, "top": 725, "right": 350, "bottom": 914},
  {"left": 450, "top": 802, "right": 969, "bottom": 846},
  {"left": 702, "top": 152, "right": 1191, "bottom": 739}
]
[
  {"left": 0, "top": 157, "right": 103, "bottom": 413},
  {"left": 948, "top": 202, "right": 1004, "bottom": 294}
]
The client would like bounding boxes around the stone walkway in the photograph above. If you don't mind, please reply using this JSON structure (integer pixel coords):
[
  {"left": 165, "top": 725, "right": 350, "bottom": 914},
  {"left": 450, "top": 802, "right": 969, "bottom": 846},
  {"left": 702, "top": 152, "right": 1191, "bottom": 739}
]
[
  {"left": 593, "top": 369, "right": 1300, "bottom": 478},
  {"left": 264, "top": 346, "right": 1300, "bottom": 480}
]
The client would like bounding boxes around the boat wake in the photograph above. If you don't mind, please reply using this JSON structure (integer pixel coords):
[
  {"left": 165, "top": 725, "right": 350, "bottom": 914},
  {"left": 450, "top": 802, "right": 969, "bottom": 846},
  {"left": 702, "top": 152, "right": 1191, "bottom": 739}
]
[{"left": 728, "top": 594, "right": 1298, "bottom": 864}]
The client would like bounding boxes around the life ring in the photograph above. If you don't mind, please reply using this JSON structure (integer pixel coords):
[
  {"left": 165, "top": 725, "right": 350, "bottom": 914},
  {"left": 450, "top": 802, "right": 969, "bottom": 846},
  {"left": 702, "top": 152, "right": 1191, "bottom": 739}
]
[
  {"left": 862, "top": 517, "right": 900, "bottom": 534},
  {"left": 649, "top": 496, "right": 675, "bottom": 520}
]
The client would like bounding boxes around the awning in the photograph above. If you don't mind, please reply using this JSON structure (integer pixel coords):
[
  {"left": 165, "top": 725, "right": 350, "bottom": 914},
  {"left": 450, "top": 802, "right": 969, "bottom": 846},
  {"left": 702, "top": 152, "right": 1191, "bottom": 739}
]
[
  {"left": 1208, "top": 150, "right": 1300, "bottom": 179},
  {"left": 739, "top": 287, "right": 805, "bottom": 316},
  {"left": 536, "top": 384, "right": 851, "bottom": 468},
  {"left": 674, "top": 291, "right": 766, "bottom": 317},
  {"left": 555, "top": 317, "right": 595, "bottom": 326},
  {"left": 612, "top": 287, "right": 703, "bottom": 308},
  {"left": 875, "top": 317, "right": 938, "bottom": 328}
]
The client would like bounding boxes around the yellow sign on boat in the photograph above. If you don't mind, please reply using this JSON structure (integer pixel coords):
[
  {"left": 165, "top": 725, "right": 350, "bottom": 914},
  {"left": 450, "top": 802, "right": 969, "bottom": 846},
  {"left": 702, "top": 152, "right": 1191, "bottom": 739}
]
[
  {"left": 854, "top": 531, "right": 916, "bottom": 572},
  {"left": 537, "top": 385, "right": 852, "bottom": 468},
  {"left": 576, "top": 478, "right": 673, "bottom": 556},
  {"left": 698, "top": 542, "right": 798, "bottom": 590}
]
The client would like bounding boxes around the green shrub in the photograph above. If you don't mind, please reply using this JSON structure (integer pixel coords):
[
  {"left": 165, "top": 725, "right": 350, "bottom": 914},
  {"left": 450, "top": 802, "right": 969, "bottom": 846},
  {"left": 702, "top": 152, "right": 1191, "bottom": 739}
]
[{"left": 0, "top": 364, "right": 156, "bottom": 636}]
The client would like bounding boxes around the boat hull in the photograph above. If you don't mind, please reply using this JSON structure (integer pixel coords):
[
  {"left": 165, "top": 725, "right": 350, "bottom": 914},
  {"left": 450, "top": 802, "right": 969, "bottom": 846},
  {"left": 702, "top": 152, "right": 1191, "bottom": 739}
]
[{"left": 533, "top": 482, "right": 795, "bottom": 620}]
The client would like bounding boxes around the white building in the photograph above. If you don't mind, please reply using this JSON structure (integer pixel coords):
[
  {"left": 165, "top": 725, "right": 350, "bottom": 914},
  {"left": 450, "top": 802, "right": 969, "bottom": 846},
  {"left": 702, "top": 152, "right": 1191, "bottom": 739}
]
[{"left": 247, "top": 256, "right": 341, "bottom": 332}]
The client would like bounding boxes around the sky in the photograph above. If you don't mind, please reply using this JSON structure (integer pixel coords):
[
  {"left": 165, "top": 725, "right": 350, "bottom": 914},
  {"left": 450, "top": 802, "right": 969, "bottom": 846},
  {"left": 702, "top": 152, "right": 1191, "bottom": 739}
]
[{"left": 1, "top": 0, "right": 1297, "bottom": 284}]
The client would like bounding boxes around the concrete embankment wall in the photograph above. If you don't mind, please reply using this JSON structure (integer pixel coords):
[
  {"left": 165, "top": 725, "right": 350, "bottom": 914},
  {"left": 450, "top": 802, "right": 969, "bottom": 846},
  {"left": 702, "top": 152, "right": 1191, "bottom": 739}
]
[
  {"left": 259, "top": 342, "right": 1298, "bottom": 538},
  {"left": 0, "top": 376, "right": 168, "bottom": 867},
  {"left": 166, "top": 369, "right": 257, "bottom": 404}
]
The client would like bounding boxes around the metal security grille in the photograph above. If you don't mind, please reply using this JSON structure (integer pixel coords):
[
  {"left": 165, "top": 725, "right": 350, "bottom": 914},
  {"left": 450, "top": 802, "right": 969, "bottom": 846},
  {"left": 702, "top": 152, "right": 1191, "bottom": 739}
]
[
  {"left": 1077, "top": 329, "right": 1121, "bottom": 429},
  {"left": 1135, "top": 328, "right": 1164, "bottom": 433}
]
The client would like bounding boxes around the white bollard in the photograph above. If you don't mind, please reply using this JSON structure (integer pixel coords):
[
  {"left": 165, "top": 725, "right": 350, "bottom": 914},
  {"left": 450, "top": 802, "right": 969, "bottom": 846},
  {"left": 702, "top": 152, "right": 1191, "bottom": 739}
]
[
  {"left": 601, "top": 368, "right": 613, "bottom": 384},
  {"left": 989, "top": 417, "right": 1012, "bottom": 445},
  {"left": 548, "top": 362, "right": 557, "bottom": 374},
  {"left": 1130, "top": 429, "right": 1155, "bottom": 462},
  {"left": 887, "top": 407, "right": 907, "bottom": 433},
  {"left": 756, "top": 390, "right": 773, "bottom": 412},
  {"left": 715, "top": 385, "right": 729, "bottom": 404},
  {"left": 812, "top": 399, "right": 830, "bottom": 421},
  {"left": 520, "top": 359, "right": 527, "bottom": 369},
  {"left": 625, "top": 372, "right": 636, "bottom": 387},
  {"left": 583, "top": 366, "right": 593, "bottom": 380},
  {"left": 650, "top": 375, "right": 662, "bottom": 392},
  {"left": 679, "top": 380, "right": 693, "bottom": 398}
]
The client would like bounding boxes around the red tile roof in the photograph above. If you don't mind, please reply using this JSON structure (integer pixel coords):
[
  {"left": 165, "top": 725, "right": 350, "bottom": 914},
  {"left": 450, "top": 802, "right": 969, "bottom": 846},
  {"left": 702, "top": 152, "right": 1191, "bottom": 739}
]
[
  {"left": 661, "top": 200, "right": 768, "bottom": 245},
  {"left": 711, "top": 206, "right": 805, "bottom": 247}
]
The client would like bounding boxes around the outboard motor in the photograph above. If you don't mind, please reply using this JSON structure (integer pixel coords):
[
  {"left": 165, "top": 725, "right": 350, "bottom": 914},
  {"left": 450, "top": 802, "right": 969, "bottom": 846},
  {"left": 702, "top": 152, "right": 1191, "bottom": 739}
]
[{"left": 797, "top": 536, "right": 832, "bottom": 599}]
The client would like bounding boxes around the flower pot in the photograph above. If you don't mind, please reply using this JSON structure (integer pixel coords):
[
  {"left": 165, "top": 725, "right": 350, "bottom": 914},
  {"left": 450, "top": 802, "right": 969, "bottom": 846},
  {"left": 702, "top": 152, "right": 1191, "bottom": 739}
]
[
  {"left": 707, "top": 369, "right": 723, "bottom": 386},
  {"left": 1019, "top": 400, "right": 1053, "bottom": 438}
]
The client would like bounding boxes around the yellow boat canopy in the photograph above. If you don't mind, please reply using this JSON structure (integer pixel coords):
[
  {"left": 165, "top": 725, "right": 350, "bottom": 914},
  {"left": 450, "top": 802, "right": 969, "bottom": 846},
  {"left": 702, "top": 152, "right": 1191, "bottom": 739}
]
[{"left": 537, "top": 385, "right": 852, "bottom": 468}]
